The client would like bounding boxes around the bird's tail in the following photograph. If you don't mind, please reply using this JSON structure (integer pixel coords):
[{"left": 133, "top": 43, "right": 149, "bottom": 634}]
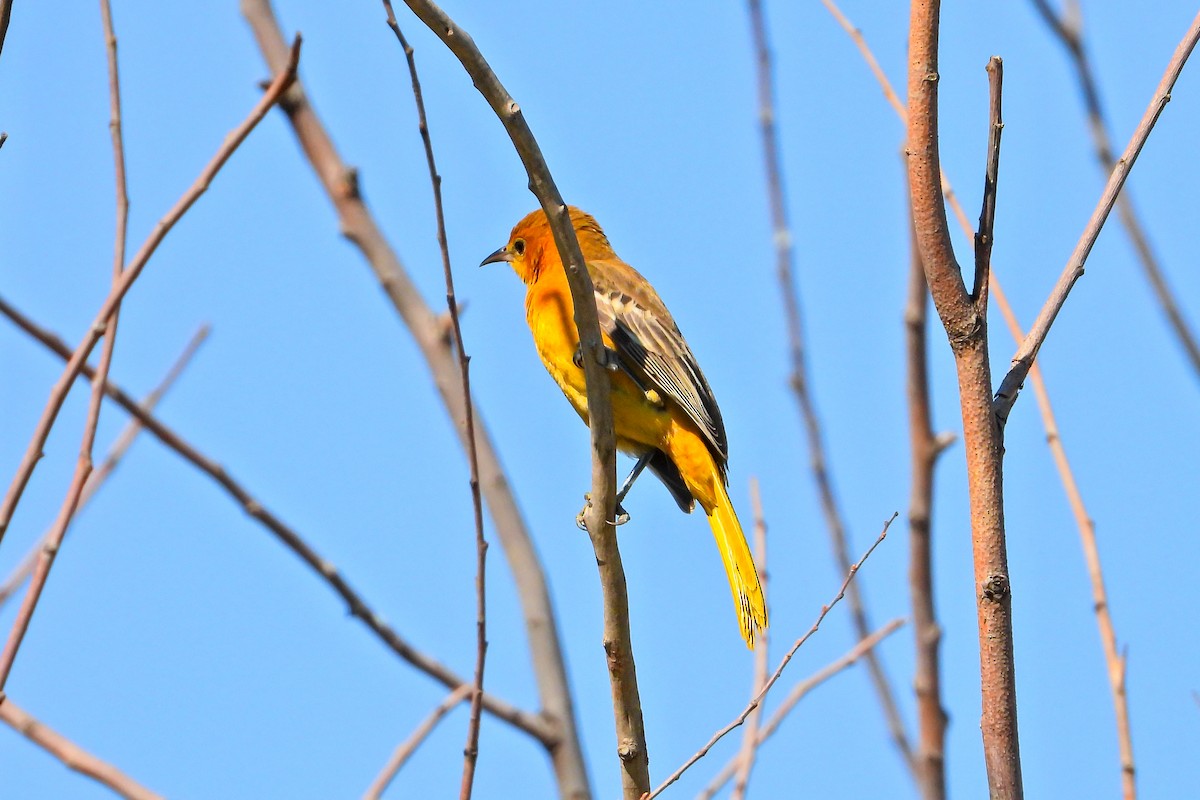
[{"left": 707, "top": 481, "right": 768, "bottom": 649}]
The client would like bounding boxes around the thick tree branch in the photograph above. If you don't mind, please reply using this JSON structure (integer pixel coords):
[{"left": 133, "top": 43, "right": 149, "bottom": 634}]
[
  {"left": 907, "top": 3, "right": 1022, "bottom": 797},
  {"left": 237, "top": 3, "right": 590, "bottom": 796}
]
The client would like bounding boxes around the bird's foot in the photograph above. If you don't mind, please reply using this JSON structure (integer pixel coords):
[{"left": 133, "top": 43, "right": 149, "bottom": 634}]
[{"left": 576, "top": 493, "right": 632, "bottom": 529}]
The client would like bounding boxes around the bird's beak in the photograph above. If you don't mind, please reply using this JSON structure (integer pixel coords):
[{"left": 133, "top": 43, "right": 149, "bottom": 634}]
[{"left": 480, "top": 246, "right": 513, "bottom": 267}]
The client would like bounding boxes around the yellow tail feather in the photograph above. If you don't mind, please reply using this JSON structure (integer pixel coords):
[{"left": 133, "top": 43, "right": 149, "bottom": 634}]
[{"left": 708, "top": 482, "right": 768, "bottom": 649}]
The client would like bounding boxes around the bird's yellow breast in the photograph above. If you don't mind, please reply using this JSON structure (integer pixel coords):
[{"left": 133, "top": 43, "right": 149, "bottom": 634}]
[{"left": 524, "top": 271, "right": 674, "bottom": 455}]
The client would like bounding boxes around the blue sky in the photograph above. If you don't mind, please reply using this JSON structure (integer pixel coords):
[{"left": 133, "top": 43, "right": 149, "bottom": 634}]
[{"left": 2, "top": 2, "right": 1199, "bottom": 798}]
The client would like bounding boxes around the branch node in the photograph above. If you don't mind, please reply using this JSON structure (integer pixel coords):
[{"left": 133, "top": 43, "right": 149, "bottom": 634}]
[{"left": 980, "top": 574, "right": 1010, "bottom": 603}]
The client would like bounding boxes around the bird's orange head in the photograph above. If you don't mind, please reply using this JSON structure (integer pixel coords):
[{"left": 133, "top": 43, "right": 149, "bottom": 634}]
[{"left": 480, "top": 206, "right": 615, "bottom": 285}]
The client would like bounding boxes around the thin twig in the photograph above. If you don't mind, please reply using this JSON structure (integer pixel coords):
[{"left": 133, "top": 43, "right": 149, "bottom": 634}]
[
  {"left": 239, "top": 3, "right": 590, "bottom": 796},
  {"left": 906, "top": 193, "right": 949, "bottom": 800},
  {"left": 1031, "top": 0, "right": 1200, "bottom": 384},
  {"left": 907, "top": 3, "right": 1023, "bottom": 796},
  {"left": 0, "top": 35, "right": 300, "bottom": 553},
  {"left": 746, "top": 0, "right": 915, "bottom": 773},
  {"left": 697, "top": 618, "right": 907, "bottom": 800},
  {"left": 994, "top": 11, "right": 1200, "bottom": 424},
  {"left": 378, "top": 6, "right": 489, "bottom": 797},
  {"left": 0, "top": 0, "right": 134, "bottom": 691},
  {"left": 0, "top": 0, "right": 11, "bottom": 62},
  {"left": 362, "top": 685, "right": 473, "bottom": 800},
  {"left": 644, "top": 513, "right": 897, "bottom": 800},
  {"left": 730, "top": 478, "right": 769, "bottom": 800},
  {"left": 0, "top": 324, "right": 210, "bottom": 608},
  {"left": 0, "top": 694, "right": 164, "bottom": 800},
  {"left": 394, "top": 1, "right": 640, "bottom": 795},
  {"left": 0, "top": 296, "right": 552, "bottom": 746}
]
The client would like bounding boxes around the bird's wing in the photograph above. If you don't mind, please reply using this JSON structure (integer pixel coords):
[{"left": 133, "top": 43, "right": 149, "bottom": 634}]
[{"left": 589, "top": 258, "right": 729, "bottom": 468}]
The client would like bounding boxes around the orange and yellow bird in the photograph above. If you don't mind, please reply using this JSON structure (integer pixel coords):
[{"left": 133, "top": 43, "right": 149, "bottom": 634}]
[{"left": 482, "top": 207, "right": 768, "bottom": 648}]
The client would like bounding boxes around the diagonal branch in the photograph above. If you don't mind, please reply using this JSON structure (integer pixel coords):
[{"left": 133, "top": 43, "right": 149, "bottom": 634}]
[
  {"left": 746, "top": 0, "right": 915, "bottom": 774},
  {"left": 994, "top": 11, "right": 1200, "bottom": 423},
  {"left": 0, "top": 36, "right": 300, "bottom": 554},
  {"left": 0, "top": 324, "right": 209, "bottom": 609},
  {"left": 697, "top": 618, "right": 906, "bottom": 800},
  {"left": 1031, "top": 0, "right": 1200, "bottom": 384},
  {"left": 362, "top": 685, "right": 473, "bottom": 800},
  {"left": 0, "top": 296, "right": 553, "bottom": 746},
  {"left": 645, "top": 514, "right": 896, "bottom": 800},
  {"left": 238, "top": 3, "right": 591, "bottom": 796},
  {"left": 0, "top": 694, "right": 164, "bottom": 800}
]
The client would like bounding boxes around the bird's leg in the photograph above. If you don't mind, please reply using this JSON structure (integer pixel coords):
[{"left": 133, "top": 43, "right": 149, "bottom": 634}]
[
  {"left": 575, "top": 453, "right": 653, "bottom": 529},
  {"left": 613, "top": 452, "right": 653, "bottom": 525}
]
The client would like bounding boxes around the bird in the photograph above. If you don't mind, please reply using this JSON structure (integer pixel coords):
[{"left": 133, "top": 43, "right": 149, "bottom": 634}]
[{"left": 481, "top": 206, "right": 768, "bottom": 648}]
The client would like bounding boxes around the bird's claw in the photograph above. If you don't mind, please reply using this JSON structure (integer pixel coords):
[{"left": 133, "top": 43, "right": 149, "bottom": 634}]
[{"left": 577, "top": 493, "right": 632, "bottom": 529}]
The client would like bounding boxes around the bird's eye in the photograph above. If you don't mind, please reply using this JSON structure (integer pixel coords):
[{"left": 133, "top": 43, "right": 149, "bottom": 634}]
[{"left": 513, "top": 238, "right": 526, "bottom": 256}]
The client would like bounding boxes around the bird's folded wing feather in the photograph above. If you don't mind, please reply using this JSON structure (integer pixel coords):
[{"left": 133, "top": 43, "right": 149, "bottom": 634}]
[{"left": 589, "top": 259, "right": 728, "bottom": 467}]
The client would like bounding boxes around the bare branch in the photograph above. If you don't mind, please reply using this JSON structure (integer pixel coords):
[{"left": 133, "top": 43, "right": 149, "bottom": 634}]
[
  {"left": 0, "top": 0, "right": 135, "bottom": 691},
  {"left": 746, "top": 0, "right": 914, "bottom": 772},
  {"left": 907, "top": 2, "right": 1022, "bottom": 796},
  {"left": 697, "top": 618, "right": 906, "bottom": 800},
  {"left": 362, "top": 685, "right": 473, "bottom": 800},
  {"left": 994, "top": 11, "right": 1200, "bottom": 423},
  {"left": 0, "top": 296, "right": 552, "bottom": 745},
  {"left": 1031, "top": 0, "right": 1200, "bottom": 385},
  {"left": 0, "top": 35, "right": 300, "bottom": 553},
  {"left": 0, "top": 324, "right": 209, "bottom": 609},
  {"left": 394, "top": 1, "right": 642, "bottom": 795},
  {"left": 730, "top": 478, "right": 769, "bottom": 800},
  {"left": 645, "top": 514, "right": 896, "bottom": 800},
  {"left": 376, "top": 6, "right": 490, "bottom": 796},
  {"left": 239, "top": 3, "right": 590, "bottom": 795},
  {"left": 906, "top": 192, "right": 948, "bottom": 800},
  {"left": 0, "top": 695, "right": 164, "bottom": 800}
]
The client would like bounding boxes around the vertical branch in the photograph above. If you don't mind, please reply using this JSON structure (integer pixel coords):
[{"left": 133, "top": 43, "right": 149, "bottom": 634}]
[
  {"left": 1030, "top": 0, "right": 1200, "bottom": 383},
  {"left": 906, "top": 3, "right": 1023, "bottom": 797},
  {"left": 905, "top": 199, "right": 949, "bottom": 800},
  {"left": 746, "top": 0, "right": 915, "bottom": 773},
  {"left": 238, "top": 5, "right": 592, "bottom": 796},
  {"left": 730, "top": 478, "right": 769, "bottom": 800},
  {"left": 0, "top": 0, "right": 132, "bottom": 690},
  {"left": 395, "top": 2, "right": 642, "bottom": 796},
  {"left": 378, "top": 6, "right": 489, "bottom": 796}
]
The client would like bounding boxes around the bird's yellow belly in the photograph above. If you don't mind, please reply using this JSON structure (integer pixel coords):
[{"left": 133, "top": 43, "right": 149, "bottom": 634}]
[{"left": 527, "top": 285, "right": 671, "bottom": 456}]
